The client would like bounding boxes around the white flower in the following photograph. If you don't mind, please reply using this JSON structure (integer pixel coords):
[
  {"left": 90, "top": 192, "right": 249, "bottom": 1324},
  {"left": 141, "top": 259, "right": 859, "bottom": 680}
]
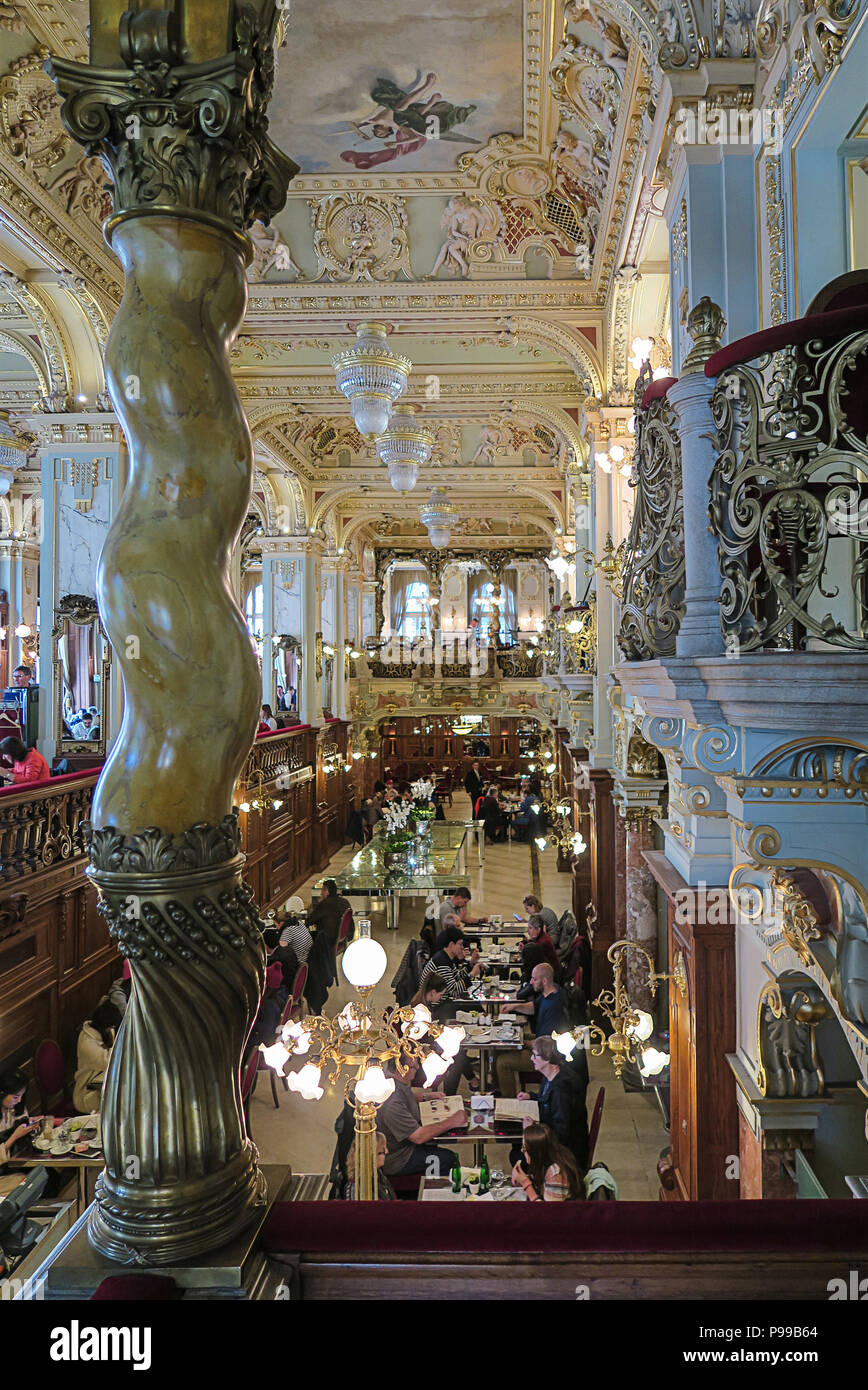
[
  {"left": 411, "top": 777, "right": 435, "bottom": 802},
  {"left": 382, "top": 801, "right": 412, "bottom": 834}
]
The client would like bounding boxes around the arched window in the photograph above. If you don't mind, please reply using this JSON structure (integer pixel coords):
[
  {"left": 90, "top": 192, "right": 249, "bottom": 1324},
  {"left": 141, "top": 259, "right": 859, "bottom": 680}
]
[
  {"left": 470, "top": 579, "right": 497, "bottom": 641},
  {"left": 402, "top": 580, "right": 431, "bottom": 641},
  {"left": 469, "top": 571, "right": 518, "bottom": 643},
  {"left": 389, "top": 568, "right": 430, "bottom": 639}
]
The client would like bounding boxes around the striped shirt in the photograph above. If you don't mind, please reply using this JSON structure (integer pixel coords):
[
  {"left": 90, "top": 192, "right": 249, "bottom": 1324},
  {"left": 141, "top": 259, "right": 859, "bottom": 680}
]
[
  {"left": 279, "top": 918, "right": 313, "bottom": 963},
  {"left": 419, "top": 948, "right": 471, "bottom": 999}
]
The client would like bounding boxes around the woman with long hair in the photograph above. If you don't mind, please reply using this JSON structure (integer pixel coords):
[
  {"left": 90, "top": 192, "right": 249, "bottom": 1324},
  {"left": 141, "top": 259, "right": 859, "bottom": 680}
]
[
  {"left": 73, "top": 1000, "right": 122, "bottom": 1114},
  {"left": 512, "top": 1122, "right": 584, "bottom": 1202}
]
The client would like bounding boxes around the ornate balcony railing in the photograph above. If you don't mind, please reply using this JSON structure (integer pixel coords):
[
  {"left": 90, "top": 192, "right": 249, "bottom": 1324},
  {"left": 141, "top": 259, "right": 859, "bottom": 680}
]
[
  {"left": 0, "top": 771, "right": 94, "bottom": 880},
  {"left": 617, "top": 368, "right": 685, "bottom": 660},
  {"left": 364, "top": 635, "right": 540, "bottom": 680},
  {"left": 540, "top": 597, "right": 596, "bottom": 677},
  {"left": 708, "top": 309, "right": 868, "bottom": 652},
  {"left": 495, "top": 645, "right": 543, "bottom": 678},
  {"left": 0, "top": 727, "right": 319, "bottom": 885}
]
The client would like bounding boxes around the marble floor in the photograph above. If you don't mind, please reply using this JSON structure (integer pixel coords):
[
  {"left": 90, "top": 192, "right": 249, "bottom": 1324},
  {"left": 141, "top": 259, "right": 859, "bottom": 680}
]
[{"left": 251, "top": 792, "right": 668, "bottom": 1199}]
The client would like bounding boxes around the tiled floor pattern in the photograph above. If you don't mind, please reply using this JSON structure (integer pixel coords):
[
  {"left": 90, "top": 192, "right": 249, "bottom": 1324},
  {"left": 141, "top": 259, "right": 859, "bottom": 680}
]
[{"left": 251, "top": 792, "right": 668, "bottom": 1199}]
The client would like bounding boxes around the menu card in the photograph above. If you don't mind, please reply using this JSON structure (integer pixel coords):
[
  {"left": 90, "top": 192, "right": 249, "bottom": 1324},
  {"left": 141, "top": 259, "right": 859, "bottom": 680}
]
[
  {"left": 418, "top": 1094, "right": 465, "bottom": 1126},
  {"left": 495, "top": 1098, "right": 539, "bottom": 1122}
]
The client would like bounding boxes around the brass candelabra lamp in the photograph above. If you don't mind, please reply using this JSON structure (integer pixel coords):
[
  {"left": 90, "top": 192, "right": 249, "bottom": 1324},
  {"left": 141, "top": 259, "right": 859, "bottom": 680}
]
[
  {"left": 554, "top": 940, "right": 687, "bottom": 1079},
  {"left": 540, "top": 593, "right": 596, "bottom": 673},
  {"left": 579, "top": 533, "right": 630, "bottom": 602},
  {"left": 237, "top": 767, "right": 284, "bottom": 815},
  {"left": 521, "top": 738, "right": 589, "bottom": 859},
  {"left": 261, "top": 921, "right": 465, "bottom": 1199}
]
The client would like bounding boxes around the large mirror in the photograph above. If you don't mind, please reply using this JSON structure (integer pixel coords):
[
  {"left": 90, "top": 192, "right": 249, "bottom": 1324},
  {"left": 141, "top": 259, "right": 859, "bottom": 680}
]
[{"left": 52, "top": 594, "right": 111, "bottom": 763}]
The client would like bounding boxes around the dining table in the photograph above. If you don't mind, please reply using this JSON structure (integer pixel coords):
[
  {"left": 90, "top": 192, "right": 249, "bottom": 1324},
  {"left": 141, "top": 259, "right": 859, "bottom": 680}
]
[
  {"left": 457, "top": 1016, "right": 526, "bottom": 1092},
  {"left": 420, "top": 1176, "right": 527, "bottom": 1201},
  {"left": 329, "top": 822, "right": 471, "bottom": 929},
  {"left": 9, "top": 1116, "right": 103, "bottom": 1220}
]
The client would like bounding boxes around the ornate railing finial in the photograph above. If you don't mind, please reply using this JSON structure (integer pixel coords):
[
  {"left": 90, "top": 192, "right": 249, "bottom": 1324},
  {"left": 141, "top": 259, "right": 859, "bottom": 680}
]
[{"left": 681, "top": 297, "right": 727, "bottom": 376}]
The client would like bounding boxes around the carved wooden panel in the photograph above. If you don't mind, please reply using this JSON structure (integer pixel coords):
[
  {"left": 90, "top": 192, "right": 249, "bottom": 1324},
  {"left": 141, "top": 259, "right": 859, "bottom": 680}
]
[{"left": 645, "top": 851, "right": 739, "bottom": 1202}]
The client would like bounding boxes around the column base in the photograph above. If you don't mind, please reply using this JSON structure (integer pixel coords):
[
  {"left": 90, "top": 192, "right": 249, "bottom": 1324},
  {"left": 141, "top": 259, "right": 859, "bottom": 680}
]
[
  {"left": 88, "top": 1143, "right": 267, "bottom": 1266},
  {"left": 39, "top": 1166, "right": 292, "bottom": 1299}
]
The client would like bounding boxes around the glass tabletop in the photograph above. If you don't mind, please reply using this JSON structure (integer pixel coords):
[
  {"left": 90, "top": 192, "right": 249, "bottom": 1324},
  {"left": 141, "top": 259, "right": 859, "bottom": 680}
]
[{"left": 331, "top": 823, "right": 470, "bottom": 894}]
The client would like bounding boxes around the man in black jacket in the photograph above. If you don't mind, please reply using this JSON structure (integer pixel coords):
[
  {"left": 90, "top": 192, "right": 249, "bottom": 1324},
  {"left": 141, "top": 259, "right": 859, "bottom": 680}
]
[
  {"left": 518, "top": 1034, "right": 589, "bottom": 1168},
  {"left": 307, "top": 879, "right": 353, "bottom": 946},
  {"left": 464, "top": 759, "right": 483, "bottom": 804}
]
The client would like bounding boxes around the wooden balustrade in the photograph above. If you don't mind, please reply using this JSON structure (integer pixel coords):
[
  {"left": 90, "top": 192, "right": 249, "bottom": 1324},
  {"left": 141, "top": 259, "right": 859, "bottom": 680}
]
[{"left": 0, "top": 722, "right": 353, "bottom": 1077}]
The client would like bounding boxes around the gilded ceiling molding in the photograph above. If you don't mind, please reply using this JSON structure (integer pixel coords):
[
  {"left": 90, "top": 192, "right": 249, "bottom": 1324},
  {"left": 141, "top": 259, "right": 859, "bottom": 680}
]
[
  {"left": 608, "top": 263, "right": 640, "bottom": 405},
  {"left": 0, "top": 157, "right": 121, "bottom": 302},
  {"left": 309, "top": 192, "right": 413, "bottom": 282},
  {"left": 245, "top": 282, "right": 605, "bottom": 315},
  {"left": 592, "top": 62, "right": 653, "bottom": 296},
  {"left": 313, "top": 480, "right": 563, "bottom": 534},
  {"left": 0, "top": 267, "right": 73, "bottom": 406},
  {"left": 57, "top": 270, "right": 112, "bottom": 352},
  {"left": 5, "top": 0, "right": 88, "bottom": 62},
  {"left": 496, "top": 315, "right": 603, "bottom": 397}
]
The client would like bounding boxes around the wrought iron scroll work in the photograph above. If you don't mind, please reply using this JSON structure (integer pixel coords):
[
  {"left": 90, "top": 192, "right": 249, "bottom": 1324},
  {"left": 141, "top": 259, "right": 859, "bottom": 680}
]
[
  {"left": 709, "top": 331, "right": 868, "bottom": 652},
  {"left": 618, "top": 376, "right": 685, "bottom": 659}
]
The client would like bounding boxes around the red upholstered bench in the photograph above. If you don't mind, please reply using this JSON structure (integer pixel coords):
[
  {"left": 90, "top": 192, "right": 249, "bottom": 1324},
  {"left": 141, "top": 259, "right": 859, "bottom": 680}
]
[{"left": 704, "top": 303, "right": 868, "bottom": 380}]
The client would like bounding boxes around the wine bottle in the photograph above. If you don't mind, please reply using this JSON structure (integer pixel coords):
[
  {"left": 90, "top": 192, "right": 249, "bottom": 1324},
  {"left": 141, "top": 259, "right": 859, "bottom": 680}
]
[{"left": 479, "top": 1151, "right": 490, "bottom": 1194}]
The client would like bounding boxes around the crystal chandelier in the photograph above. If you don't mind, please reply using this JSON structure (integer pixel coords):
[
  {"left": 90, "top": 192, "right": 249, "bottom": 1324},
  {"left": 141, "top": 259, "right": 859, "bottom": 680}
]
[
  {"left": 419, "top": 487, "right": 457, "bottom": 549},
  {"left": 332, "top": 322, "right": 412, "bottom": 439},
  {"left": 0, "top": 411, "right": 32, "bottom": 496},
  {"left": 375, "top": 402, "right": 433, "bottom": 493}
]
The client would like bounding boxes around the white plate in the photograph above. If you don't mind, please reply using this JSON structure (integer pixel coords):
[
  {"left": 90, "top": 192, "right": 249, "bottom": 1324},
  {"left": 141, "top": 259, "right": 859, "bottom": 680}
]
[
  {"left": 33, "top": 1137, "right": 53, "bottom": 1151},
  {"left": 49, "top": 1141, "right": 74, "bottom": 1156}
]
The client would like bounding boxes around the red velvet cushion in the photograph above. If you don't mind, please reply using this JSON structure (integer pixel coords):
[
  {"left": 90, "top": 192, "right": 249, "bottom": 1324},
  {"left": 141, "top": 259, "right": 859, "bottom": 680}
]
[
  {"left": 640, "top": 376, "right": 677, "bottom": 409},
  {"left": 91, "top": 1274, "right": 179, "bottom": 1300},
  {"left": 705, "top": 304, "right": 868, "bottom": 377},
  {"left": 262, "top": 1198, "right": 867, "bottom": 1256}
]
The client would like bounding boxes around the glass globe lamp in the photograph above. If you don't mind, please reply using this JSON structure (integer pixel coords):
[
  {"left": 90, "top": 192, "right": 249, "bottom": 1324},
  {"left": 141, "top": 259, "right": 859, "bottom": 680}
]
[
  {"left": 375, "top": 403, "right": 433, "bottom": 494},
  {"left": 341, "top": 936, "right": 388, "bottom": 989},
  {"left": 419, "top": 487, "right": 457, "bottom": 549},
  {"left": 332, "top": 322, "right": 412, "bottom": 439}
]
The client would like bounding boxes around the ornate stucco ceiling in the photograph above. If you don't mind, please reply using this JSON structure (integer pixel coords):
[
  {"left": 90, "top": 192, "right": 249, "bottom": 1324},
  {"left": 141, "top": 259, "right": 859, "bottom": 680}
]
[{"left": 0, "top": 0, "right": 698, "bottom": 551}]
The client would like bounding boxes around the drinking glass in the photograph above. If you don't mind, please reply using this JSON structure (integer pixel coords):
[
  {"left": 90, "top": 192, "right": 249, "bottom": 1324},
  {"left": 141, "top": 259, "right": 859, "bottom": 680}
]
[{"left": 41, "top": 1115, "right": 54, "bottom": 1140}]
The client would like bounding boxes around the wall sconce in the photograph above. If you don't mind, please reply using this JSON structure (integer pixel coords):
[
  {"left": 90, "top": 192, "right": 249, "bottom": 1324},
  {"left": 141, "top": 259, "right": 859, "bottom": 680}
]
[{"left": 555, "top": 940, "right": 686, "bottom": 1079}]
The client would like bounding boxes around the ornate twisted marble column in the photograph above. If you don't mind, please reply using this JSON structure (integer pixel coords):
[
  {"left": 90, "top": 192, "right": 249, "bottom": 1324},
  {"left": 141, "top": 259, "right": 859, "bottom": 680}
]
[{"left": 47, "top": 1, "right": 295, "bottom": 1265}]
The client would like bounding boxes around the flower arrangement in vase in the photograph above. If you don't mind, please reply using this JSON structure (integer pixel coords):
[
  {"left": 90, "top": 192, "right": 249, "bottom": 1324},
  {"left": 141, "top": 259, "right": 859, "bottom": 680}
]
[
  {"left": 410, "top": 778, "right": 436, "bottom": 831},
  {"left": 380, "top": 799, "right": 414, "bottom": 864}
]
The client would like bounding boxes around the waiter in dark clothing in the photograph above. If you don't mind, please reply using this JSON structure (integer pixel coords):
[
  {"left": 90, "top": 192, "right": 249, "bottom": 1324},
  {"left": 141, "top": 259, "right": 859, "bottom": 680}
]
[
  {"left": 464, "top": 759, "right": 483, "bottom": 803},
  {"left": 307, "top": 879, "right": 353, "bottom": 945}
]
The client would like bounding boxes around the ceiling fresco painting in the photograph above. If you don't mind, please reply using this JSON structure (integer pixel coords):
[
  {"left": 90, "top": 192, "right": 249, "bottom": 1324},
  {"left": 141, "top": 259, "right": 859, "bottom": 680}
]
[{"left": 272, "top": 0, "right": 525, "bottom": 176}]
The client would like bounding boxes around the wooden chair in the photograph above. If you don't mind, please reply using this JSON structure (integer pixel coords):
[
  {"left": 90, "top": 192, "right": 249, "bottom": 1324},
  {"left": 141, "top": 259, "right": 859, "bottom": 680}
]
[
  {"left": 34, "top": 1038, "right": 76, "bottom": 1116},
  {"left": 587, "top": 1086, "right": 605, "bottom": 1169},
  {"left": 283, "top": 962, "right": 309, "bottom": 1025},
  {"left": 335, "top": 908, "right": 353, "bottom": 958}
]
